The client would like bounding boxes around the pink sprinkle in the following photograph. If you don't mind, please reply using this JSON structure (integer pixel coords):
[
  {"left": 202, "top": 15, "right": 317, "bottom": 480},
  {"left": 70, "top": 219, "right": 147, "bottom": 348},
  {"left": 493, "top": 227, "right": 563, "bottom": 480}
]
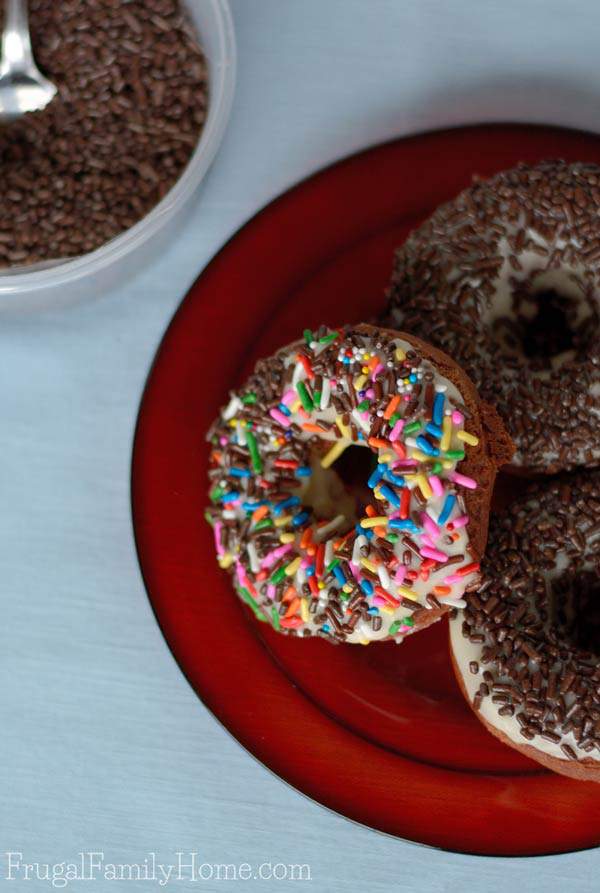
[
  {"left": 403, "top": 394, "right": 411, "bottom": 402},
  {"left": 449, "top": 471, "right": 478, "bottom": 490},
  {"left": 266, "top": 584, "right": 276, "bottom": 600},
  {"left": 421, "top": 534, "right": 436, "bottom": 549},
  {"left": 300, "top": 556, "right": 312, "bottom": 568},
  {"left": 389, "top": 419, "right": 405, "bottom": 442},
  {"left": 443, "top": 573, "right": 462, "bottom": 585},
  {"left": 361, "top": 412, "right": 370, "bottom": 421},
  {"left": 421, "top": 546, "right": 449, "bottom": 563},
  {"left": 372, "top": 596, "right": 387, "bottom": 607},
  {"left": 349, "top": 562, "right": 361, "bottom": 580},
  {"left": 394, "top": 565, "right": 406, "bottom": 584},
  {"left": 219, "top": 436, "right": 228, "bottom": 446},
  {"left": 372, "top": 363, "right": 384, "bottom": 381},
  {"left": 428, "top": 474, "right": 443, "bottom": 498},
  {"left": 261, "top": 543, "right": 292, "bottom": 569},
  {"left": 421, "top": 513, "right": 440, "bottom": 538},
  {"left": 365, "top": 388, "right": 375, "bottom": 399},
  {"left": 270, "top": 408, "right": 291, "bottom": 428},
  {"left": 449, "top": 514, "right": 469, "bottom": 530},
  {"left": 452, "top": 410, "right": 464, "bottom": 425},
  {"left": 391, "top": 458, "right": 418, "bottom": 468},
  {"left": 214, "top": 521, "right": 224, "bottom": 557},
  {"left": 282, "top": 389, "right": 297, "bottom": 405}
]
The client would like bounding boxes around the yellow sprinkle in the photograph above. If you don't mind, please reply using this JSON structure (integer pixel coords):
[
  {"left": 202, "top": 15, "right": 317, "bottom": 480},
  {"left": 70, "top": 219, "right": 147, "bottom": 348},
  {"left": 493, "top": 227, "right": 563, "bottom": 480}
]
[
  {"left": 441, "top": 416, "right": 452, "bottom": 451},
  {"left": 228, "top": 419, "right": 237, "bottom": 428},
  {"left": 321, "top": 439, "right": 349, "bottom": 468},
  {"left": 441, "top": 459, "right": 454, "bottom": 470},
  {"left": 342, "top": 583, "right": 353, "bottom": 593},
  {"left": 279, "top": 533, "right": 295, "bottom": 543},
  {"left": 360, "top": 558, "right": 378, "bottom": 574},
  {"left": 354, "top": 374, "right": 368, "bottom": 391},
  {"left": 373, "top": 486, "right": 384, "bottom": 501},
  {"left": 275, "top": 514, "right": 293, "bottom": 527},
  {"left": 359, "top": 516, "right": 388, "bottom": 529},
  {"left": 300, "top": 598, "right": 309, "bottom": 622},
  {"left": 291, "top": 400, "right": 302, "bottom": 413},
  {"left": 457, "top": 430, "right": 479, "bottom": 446},
  {"left": 415, "top": 474, "right": 433, "bottom": 499},
  {"left": 218, "top": 553, "right": 234, "bottom": 569},
  {"left": 378, "top": 452, "right": 394, "bottom": 464},
  {"left": 395, "top": 347, "right": 406, "bottom": 361},
  {"left": 318, "top": 581, "right": 325, "bottom": 590},
  {"left": 398, "top": 585, "right": 419, "bottom": 602},
  {"left": 359, "top": 638, "right": 370, "bottom": 645},
  {"left": 409, "top": 449, "right": 431, "bottom": 463},
  {"left": 335, "top": 416, "right": 351, "bottom": 438},
  {"left": 380, "top": 605, "right": 394, "bottom": 615},
  {"left": 285, "top": 557, "right": 301, "bottom": 576}
]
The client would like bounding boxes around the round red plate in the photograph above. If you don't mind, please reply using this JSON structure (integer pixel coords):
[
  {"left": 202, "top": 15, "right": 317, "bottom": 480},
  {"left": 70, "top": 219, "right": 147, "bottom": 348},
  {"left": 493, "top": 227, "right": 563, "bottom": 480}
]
[{"left": 132, "top": 124, "right": 600, "bottom": 856}]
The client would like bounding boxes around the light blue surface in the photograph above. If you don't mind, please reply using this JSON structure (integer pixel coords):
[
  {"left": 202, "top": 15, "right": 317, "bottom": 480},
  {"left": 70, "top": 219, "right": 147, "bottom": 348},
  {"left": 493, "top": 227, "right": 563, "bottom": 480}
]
[{"left": 2, "top": 1, "right": 600, "bottom": 889}]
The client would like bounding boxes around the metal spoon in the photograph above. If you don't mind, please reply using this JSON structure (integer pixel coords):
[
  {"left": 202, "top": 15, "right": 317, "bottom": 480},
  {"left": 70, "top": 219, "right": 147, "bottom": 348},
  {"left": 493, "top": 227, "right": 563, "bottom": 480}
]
[{"left": 0, "top": 0, "right": 56, "bottom": 120}]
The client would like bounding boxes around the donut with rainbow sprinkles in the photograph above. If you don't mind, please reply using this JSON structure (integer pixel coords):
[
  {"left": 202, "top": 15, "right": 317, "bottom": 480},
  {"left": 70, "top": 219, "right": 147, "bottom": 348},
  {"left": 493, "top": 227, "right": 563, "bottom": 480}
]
[{"left": 206, "top": 323, "right": 513, "bottom": 644}]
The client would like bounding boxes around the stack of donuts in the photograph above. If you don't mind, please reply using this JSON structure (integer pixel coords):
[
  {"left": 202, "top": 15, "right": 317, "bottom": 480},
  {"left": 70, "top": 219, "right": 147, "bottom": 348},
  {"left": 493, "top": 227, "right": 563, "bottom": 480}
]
[{"left": 207, "top": 160, "right": 600, "bottom": 782}]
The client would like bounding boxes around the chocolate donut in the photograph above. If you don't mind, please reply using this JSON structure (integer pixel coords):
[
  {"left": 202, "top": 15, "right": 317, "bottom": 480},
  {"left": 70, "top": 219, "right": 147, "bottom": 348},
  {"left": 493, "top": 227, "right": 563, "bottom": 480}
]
[
  {"left": 206, "top": 324, "right": 512, "bottom": 644},
  {"left": 383, "top": 160, "right": 600, "bottom": 474},
  {"left": 450, "top": 471, "right": 600, "bottom": 781}
]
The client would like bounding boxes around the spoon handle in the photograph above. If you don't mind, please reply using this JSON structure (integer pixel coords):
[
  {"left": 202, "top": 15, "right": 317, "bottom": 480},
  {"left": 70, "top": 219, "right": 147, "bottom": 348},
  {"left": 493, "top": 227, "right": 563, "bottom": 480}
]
[{"left": 2, "top": 0, "right": 34, "bottom": 71}]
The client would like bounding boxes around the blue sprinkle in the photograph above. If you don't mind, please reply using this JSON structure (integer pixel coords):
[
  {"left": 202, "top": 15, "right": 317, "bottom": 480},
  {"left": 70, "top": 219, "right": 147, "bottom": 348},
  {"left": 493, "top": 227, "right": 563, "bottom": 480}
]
[
  {"left": 367, "top": 606, "right": 380, "bottom": 615},
  {"left": 360, "top": 579, "right": 374, "bottom": 596},
  {"left": 230, "top": 467, "right": 252, "bottom": 478},
  {"left": 221, "top": 491, "right": 240, "bottom": 503},
  {"left": 296, "top": 466, "right": 312, "bottom": 477},
  {"left": 384, "top": 469, "right": 405, "bottom": 487},
  {"left": 379, "top": 484, "right": 401, "bottom": 508},
  {"left": 358, "top": 432, "right": 366, "bottom": 442},
  {"left": 277, "top": 403, "right": 291, "bottom": 416},
  {"left": 305, "top": 565, "right": 316, "bottom": 578},
  {"left": 274, "top": 496, "right": 301, "bottom": 515},
  {"left": 322, "top": 623, "right": 331, "bottom": 633},
  {"left": 285, "top": 431, "right": 293, "bottom": 440},
  {"left": 433, "top": 393, "right": 445, "bottom": 426},
  {"left": 416, "top": 435, "right": 439, "bottom": 457},
  {"left": 333, "top": 565, "right": 347, "bottom": 586},
  {"left": 438, "top": 494, "right": 456, "bottom": 526},
  {"left": 342, "top": 356, "right": 351, "bottom": 365},
  {"left": 368, "top": 465, "right": 385, "bottom": 488},
  {"left": 425, "top": 422, "right": 443, "bottom": 439},
  {"left": 389, "top": 519, "right": 421, "bottom": 534},
  {"left": 241, "top": 500, "right": 268, "bottom": 512},
  {"left": 409, "top": 373, "right": 417, "bottom": 383},
  {"left": 292, "top": 511, "right": 310, "bottom": 527}
]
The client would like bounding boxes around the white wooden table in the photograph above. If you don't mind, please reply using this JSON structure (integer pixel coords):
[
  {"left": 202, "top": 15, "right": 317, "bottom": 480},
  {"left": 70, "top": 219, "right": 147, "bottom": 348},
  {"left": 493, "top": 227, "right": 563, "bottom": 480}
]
[{"left": 2, "top": 1, "right": 599, "bottom": 889}]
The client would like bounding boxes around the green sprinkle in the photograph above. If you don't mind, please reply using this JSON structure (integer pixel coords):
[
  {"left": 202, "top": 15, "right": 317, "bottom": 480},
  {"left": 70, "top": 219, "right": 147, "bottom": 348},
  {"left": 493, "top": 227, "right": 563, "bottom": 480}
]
[
  {"left": 239, "top": 587, "right": 267, "bottom": 622},
  {"left": 296, "top": 380, "right": 314, "bottom": 412},
  {"left": 388, "top": 620, "right": 402, "bottom": 636},
  {"left": 204, "top": 510, "right": 214, "bottom": 527},
  {"left": 242, "top": 392, "right": 257, "bottom": 404},
  {"left": 404, "top": 420, "right": 423, "bottom": 435},
  {"left": 210, "top": 485, "right": 225, "bottom": 503},
  {"left": 271, "top": 565, "right": 287, "bottom": 584},
  {"left": 271, "top": 605, "right": 281, "bottom": 630},
  {"left": 313, "top": 390, "right": 322, "bottom": 406},
  {"left": 357, "top": 400, "right": 370, "bottom": 412},
  {"left": 402, "top": 616, "right": 415, "bottom": 627},
  {"left": 246, "top": 430, "right": 262, "bottom": 473},
  {"left": 254, "top": 518, "right": 274, "bottom": 531},
  {"left": 385, "top": 533, "right": 399, "bottom": 544},
  {"left": 390, "top": 412, "right": 402, "bottom": 425},
  {"left": 303, "top": 329, "right": 314, "bottom": 345},
  {"left": 445, "top": 449, "right": 465, "bottom": 460},
  {"left": 431, "top": 461, "right": 443, "bottom": 475},
  {"left": 319, "top": 332, "right": 338, "bottom": 344},
  {"left": 325, "top": 558, "right": 340, "bottom": 573}
]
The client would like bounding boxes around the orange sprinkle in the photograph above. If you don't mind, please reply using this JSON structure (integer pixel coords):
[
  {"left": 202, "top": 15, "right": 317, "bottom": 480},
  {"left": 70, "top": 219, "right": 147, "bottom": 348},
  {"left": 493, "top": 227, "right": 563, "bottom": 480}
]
[
  {"left": 282, "top": 586, "right": 297, "bottom": 604},
  {"left": 384, "top": 394, "right": 401, "bottom": 420},
  {"left": 434, "top": 585, "right": 451, "bottom": 596},
  {"left": 284, "top": 597, "right": 301, "bottom": 618},
  {"left": 368, "top": 437, "right": 389, "bottom": 450},
  {"left": 302, "top": 423, "right": 327, "bottom": 433},
  {"left": 296, "top": 353, "right": 315, "bottom": 379},
  {"left": 300, "top": 528, "right": 313, "bottom": 550},
  {"left": 252, "top": 505, "right": 269, "bottom": 523},
  {"left": 374, "top": 526, "right": 387, "bottom": 538},
  {"left": 392, "top": 441, "right": 407, "bottom": 459},
  {"left": 366, "top": 504, "right": 377, "bottom": 517}
]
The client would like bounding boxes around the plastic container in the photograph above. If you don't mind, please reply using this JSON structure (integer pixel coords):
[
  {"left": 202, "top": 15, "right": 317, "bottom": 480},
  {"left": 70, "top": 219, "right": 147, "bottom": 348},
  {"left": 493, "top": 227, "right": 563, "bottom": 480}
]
[{"left": 0, "top": 0, "right": 236, "bottom": 312}]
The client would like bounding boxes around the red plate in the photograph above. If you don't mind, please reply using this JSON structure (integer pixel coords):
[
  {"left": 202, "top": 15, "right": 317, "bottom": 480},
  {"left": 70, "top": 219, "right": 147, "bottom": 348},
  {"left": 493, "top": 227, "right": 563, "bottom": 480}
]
[{"left": 132, "top": 124, "right": 600, "bottom": 856}]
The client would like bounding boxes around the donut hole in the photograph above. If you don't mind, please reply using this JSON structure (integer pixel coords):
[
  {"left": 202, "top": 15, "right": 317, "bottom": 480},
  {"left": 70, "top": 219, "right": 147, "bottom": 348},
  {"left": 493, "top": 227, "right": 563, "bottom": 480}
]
[
  {"left": 553, "top": 569, "right": 600, "bottom": 658},
  {"left": 300, "top": 444, "right": 376, "bottom": 533},
  {"left": 490, "top": 277, "right": 598, "bottom": 371},
  {"left": 332, "top": 444, "right": 377, "bottom": 511}
]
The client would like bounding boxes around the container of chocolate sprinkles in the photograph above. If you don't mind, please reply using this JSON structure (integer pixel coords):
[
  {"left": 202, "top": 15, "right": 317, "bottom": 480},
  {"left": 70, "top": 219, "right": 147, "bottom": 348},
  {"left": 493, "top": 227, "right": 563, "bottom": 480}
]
[{"left": 0, "top": 0, "right": 235, "bottom": 311}]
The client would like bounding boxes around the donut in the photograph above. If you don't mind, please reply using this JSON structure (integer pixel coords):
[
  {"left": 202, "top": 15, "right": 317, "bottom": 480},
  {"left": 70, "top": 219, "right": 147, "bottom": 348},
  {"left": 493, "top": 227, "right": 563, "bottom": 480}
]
[
  {"left": 383, "top": 160, "right": 600, "bottom": 474},
  {"left": 450, "top": 471, "right": 600, "bottom": 781},
  {"left": 206, "top": 323, "right": 513, "bottom": 644}
]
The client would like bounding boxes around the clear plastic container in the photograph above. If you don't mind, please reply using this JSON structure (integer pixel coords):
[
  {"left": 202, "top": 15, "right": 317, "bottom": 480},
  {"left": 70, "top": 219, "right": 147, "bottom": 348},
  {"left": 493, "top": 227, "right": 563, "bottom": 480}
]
[{"left": 0, "top": 0, "right": 236, "bottom": 312}]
